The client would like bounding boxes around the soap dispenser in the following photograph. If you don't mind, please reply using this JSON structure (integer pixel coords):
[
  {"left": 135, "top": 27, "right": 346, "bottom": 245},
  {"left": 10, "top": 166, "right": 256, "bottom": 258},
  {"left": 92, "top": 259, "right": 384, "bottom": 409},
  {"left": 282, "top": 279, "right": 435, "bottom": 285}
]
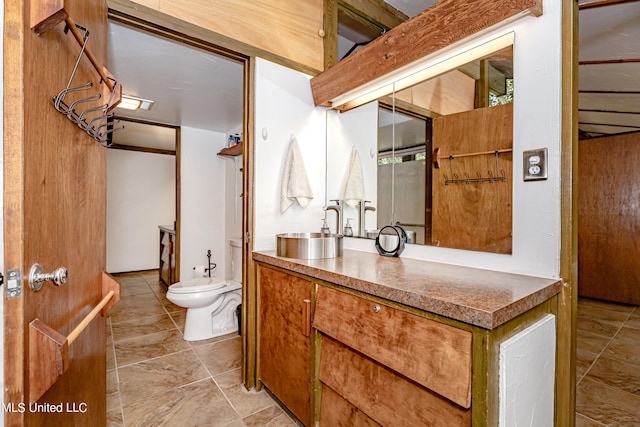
[{"left": 344, "top": 218, "right": 354, "bottom": 237}]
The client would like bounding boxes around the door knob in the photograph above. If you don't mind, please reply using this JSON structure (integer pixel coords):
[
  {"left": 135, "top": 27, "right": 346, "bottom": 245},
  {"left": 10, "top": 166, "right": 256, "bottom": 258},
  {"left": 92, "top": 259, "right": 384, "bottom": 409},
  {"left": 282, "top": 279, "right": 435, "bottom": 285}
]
[{"left": 29, "top": 263, "right": 68, "bottom": 292}]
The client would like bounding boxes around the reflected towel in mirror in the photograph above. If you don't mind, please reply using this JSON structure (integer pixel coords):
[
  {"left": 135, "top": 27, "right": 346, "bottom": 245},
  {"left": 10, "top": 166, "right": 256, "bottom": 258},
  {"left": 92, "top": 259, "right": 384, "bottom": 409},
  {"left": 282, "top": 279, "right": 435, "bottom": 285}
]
[
  {"left": 280, "top": 136, "right": 314, "bottom": 213},
  {"left": 343, "top": 147, "right": 366, "bottom": 208}
]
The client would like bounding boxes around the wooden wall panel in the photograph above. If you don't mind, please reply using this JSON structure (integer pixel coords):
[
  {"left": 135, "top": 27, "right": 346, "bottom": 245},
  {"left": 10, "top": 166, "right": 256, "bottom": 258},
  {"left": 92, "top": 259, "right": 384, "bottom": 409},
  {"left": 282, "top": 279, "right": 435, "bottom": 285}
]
[
  {"left": 109, "top": 0, "right": 325, "bottom": 73},
  {"left": 431, "top": 103, "right": 513, "bottom": 254},
  {"left": 579, "top": 132, "right": 640, "bottom": 305}
]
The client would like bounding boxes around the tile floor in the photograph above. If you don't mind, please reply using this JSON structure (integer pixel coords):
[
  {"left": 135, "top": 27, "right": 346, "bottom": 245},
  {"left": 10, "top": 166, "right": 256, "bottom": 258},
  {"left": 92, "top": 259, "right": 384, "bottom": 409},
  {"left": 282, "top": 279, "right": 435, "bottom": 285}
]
[
  {"left": 575, "top": 297, "right": 640, "bottom": 426},
  {"left": 108, "top": 271, "right": 639, "bottom": 426},
  {"left": 107, "top": 270, "right": 297, "bottom": 427}
]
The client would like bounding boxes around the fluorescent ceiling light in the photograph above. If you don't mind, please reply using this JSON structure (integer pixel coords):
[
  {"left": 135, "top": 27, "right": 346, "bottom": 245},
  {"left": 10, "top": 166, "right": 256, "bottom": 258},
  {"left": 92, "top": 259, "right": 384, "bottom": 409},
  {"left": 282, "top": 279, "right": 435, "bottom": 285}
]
[
  {"left": 332, "top": 32, "right": 515, "bottom": 111},
  {"left": 117, "top": 95, "right": 155, "bottom": 111}
]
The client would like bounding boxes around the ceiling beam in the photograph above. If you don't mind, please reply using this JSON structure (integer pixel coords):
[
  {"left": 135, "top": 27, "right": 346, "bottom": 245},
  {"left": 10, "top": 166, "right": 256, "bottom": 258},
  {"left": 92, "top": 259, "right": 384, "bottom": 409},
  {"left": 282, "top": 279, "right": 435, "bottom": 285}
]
[
  {"left": 311, "top": 0, "right": 542, "bottom": 107},
  {"left": 338, "top": 0, "right": 409, "bottom": 31},
  {"left": 579, "top": 0, "right": 640, "bottom": 10}
]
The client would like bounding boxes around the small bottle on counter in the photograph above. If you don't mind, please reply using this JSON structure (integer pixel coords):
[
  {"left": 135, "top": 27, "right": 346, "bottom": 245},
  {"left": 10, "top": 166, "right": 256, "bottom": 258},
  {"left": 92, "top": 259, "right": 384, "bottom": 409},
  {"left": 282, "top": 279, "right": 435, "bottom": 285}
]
[{"left": 344, "top": 218, "right": 353, "bottom": 237}]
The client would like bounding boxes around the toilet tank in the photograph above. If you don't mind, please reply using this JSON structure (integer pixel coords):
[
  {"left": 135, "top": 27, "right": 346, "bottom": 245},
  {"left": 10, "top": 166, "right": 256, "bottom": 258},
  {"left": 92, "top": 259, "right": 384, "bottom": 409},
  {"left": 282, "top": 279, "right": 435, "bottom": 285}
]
[{"left": 230, "top": 238, "right": 243, "bottom": 283}]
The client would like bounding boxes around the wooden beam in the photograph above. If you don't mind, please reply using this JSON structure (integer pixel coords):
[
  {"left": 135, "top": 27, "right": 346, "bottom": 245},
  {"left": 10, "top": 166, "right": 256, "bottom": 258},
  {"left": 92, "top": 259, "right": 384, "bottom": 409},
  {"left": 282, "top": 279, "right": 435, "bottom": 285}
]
[
  {"left": 310, "top": 0, "right": 542, "bottom": 107},
  {"left": 108, "top": 143, "right": 176, "bottom": 156},
  {"left": 324, "top": 0, "right": 339, "bottom": 69},
  {"left": 338, "top": 0, "right": 408, "bottom": 31},
  {"left": 579, "top": 0, "right": 640, "bottom": 10}
]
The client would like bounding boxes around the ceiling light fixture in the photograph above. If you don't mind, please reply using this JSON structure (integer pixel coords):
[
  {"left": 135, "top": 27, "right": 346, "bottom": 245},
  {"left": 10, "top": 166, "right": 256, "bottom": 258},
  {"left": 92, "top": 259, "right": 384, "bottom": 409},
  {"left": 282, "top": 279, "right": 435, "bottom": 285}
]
[
  {"left": 117, "top": 95, "right": 155, "bottom": 111},
  {"left": 331, "top": 32, "right": 514, "bottom": 111}
]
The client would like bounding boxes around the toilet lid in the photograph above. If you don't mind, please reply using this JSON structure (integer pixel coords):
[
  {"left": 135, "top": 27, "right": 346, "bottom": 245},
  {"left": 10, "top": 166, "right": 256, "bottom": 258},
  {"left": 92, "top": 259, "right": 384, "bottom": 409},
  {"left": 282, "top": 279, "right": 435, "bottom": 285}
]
[{"left": 169, "top": 278, "right": 226, "bottom": 294}]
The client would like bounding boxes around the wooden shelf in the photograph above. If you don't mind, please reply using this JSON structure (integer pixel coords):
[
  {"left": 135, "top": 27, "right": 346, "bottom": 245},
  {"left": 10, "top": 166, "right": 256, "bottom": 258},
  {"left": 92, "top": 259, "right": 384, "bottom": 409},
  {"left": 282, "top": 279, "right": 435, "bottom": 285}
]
[{"left": 218, "top": 142, "right": 243, "bottom": 157}]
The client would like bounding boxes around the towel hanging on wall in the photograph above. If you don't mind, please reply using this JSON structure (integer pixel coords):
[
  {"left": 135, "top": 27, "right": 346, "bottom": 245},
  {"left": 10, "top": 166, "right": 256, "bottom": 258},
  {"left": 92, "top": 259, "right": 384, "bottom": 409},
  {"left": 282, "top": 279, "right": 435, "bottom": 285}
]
[
  {"left": 280, "top": 135, "right": 314, "bottom": 213},
  {"left": 343, "top": 147, "right": 366, "bottom": 208}
]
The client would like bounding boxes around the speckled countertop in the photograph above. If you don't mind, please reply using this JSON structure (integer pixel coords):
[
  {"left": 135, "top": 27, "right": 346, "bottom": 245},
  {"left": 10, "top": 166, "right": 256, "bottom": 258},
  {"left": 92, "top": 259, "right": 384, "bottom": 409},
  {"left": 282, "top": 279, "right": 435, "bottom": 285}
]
[{"left": 253, "top": 249, "right": 562, "bottom": 330}]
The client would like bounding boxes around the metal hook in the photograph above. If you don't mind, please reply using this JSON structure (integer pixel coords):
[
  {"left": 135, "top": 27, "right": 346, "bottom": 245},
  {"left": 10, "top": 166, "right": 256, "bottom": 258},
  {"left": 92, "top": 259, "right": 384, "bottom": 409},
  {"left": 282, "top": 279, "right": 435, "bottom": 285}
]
[
  {"left": 76, "top": 102, "right": 108, "bottom": 130},
  {"left": 53, "top": 82, "right": 93, "bottom": 114}
]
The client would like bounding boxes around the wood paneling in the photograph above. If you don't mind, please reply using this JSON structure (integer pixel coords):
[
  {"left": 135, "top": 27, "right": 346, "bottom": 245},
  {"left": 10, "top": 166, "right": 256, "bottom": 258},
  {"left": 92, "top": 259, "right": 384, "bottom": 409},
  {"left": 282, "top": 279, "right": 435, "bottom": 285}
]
[
  {"left": 313, "top": 286, "right": 472, "bottom": 408},
  {"left": 319, "top": 337, "right": 471, "bottom": 427},
  {"left": 310, "top": 0, "right": 542, "bottom": 106},
  {"left": 319, "top": 385, "right": 382, "bottom": 427},
  {"left": 109, "top": 0, "right": 325, "bottom": 73},
  {"left": 431, "top": 103, "right": 513, "bottom": 254},
  {"left": 579, "top": 132, "right": 640, "bottom": 304},
  {"left": 258, "top": 266, "right": 312, "bottom": 425},
  {"left": 4, "top": 0, "right": 110, "bottom": 425}
]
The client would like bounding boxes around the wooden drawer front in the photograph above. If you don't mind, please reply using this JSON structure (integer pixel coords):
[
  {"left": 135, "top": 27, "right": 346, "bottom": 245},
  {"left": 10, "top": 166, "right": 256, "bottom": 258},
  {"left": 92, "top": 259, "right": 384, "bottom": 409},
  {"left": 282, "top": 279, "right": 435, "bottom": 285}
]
[
  {"left": 313, "top": 285, "right": 472, "bottom": 408},
  {"left": 319, "top": 337, "right": 471, "bottom": 426},
  {"left": 320, "top": 385, "right": 381, "bottom": 427}
]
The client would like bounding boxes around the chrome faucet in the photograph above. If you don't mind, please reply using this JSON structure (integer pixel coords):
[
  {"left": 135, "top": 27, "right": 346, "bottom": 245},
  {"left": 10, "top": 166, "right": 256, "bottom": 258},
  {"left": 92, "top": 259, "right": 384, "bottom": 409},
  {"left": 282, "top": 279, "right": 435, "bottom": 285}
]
[
  {"left": 358, "top": 200, "right": 376, "bottom": 237},
  {"left": 323, "top": 199, "right": 343, "bottom": 235}
]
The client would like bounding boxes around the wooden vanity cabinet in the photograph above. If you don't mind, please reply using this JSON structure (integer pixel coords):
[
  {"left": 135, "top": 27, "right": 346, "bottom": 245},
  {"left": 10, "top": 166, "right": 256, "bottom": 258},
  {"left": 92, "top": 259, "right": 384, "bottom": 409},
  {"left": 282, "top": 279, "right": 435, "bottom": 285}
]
[
  {"left": 257, "top": 265, "right": 312, "bottom": 426},
  {"left": 314, "top": 285, "right": 473, "bottom": 426}
]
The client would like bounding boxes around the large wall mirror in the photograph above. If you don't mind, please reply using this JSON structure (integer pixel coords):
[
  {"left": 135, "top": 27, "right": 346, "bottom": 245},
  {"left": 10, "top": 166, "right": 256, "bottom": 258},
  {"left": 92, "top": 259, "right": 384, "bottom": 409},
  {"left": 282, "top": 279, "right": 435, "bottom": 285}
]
[{"left": 326, "top": 33, "right": 514, "bottom": 254}]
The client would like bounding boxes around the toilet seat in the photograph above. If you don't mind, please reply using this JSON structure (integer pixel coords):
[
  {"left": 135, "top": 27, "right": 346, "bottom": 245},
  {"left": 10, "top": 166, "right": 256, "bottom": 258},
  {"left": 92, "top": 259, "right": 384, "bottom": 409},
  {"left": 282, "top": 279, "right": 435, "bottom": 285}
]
[{"left": 168, "top": 278, "right": 226, "bottom": 294}]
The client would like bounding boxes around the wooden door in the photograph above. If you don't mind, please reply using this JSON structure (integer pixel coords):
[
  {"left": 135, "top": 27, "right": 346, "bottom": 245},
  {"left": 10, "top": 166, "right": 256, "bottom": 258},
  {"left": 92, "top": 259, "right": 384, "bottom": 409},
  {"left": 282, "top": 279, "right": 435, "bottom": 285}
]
[
  {"left": 431, "top": 103, "right": 513, "bottom": 254},
  {"left": 258, "top": 265, "right": 311, "bottom": 426},
  {"left": 579, "top": 132, "right": 640, "bottom": 305},
  {"left": 4, "top": 1, "right": 113, "bottom": 425}
]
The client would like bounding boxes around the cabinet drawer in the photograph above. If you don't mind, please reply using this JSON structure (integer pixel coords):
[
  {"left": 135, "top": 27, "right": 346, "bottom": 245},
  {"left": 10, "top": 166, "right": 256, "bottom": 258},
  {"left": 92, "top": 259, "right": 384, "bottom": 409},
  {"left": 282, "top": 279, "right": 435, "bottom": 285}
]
[
  {"left": 320, "top": 385, "right": 381, "bottom": 427},
  {"left": 319, "top": 337, "right": 471, "bottom": 426},
  {"left": 313, "top": 285, "right": 472, "bottom": 408}
]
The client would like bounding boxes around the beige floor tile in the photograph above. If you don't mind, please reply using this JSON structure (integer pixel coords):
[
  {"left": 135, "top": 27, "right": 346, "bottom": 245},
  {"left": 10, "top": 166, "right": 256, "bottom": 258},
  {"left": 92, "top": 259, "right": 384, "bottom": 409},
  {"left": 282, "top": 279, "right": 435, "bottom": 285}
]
[
  {"left": 123, "top": 379, "right": 240, "bottom": 427},
  {"left": 576, "top": 376, "right": 640, "bottom": 425},
  {"left": 578, "top": 298, "right": 636, "bottom": 315},
  {"left": 120, "top": 282, "right": 153, "bottom": 297},
  {"left": 193, "top": 336, "right": 242, "bottom": 375},
  {"left": 243, "top": 405, "right": 298, "bottom": 427},
  {"left": 576, "top": 348, "right": 599, "bottom": 381},
  {"left": 188, "top": 331, "right": 238, "bottom": 348},
  {"left": 587, "top": 355, "right": 640, "bottom": 395},
  {"left": 215, "top": 369, "right": 276, "bottom": 418},
  {"left": 577, "top": 329, "right": 612, "bottom": 354},
  {"left": 110, "top": 312, "right": 178, "bottom": 343},
  {"left": 578, "top": 303, "right": 632, "bottom": 323},
  {"left": 170, "top": 310, "right": 186, "bottom": 333},
  {"left": 576, "top": 315, "right": 623, "bottom": 339},
  {"left": 602, "top": 327, "right": 640, "bottom": 366},
  {"left": 118, "top": 350, "right": 209, "bottom": 406},
  {"left": 575, "top": 413, "right": 607, "bottom": 427},
  {"left": 107, "top": 408, "right": 124, "bottom": 427},
  {"left": 107, "top": 370, "right": 121, "bottom": 413},
  {"left": 114, "top": 329, "right": 190, "bottom": 367}
]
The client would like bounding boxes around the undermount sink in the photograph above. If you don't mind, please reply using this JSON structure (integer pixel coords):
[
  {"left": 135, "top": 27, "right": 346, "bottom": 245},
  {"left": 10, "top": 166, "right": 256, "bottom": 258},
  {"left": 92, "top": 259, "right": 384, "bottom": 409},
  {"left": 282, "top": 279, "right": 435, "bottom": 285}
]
[{"left": 276, "top": 233, "right": 343, "bottom": 259}]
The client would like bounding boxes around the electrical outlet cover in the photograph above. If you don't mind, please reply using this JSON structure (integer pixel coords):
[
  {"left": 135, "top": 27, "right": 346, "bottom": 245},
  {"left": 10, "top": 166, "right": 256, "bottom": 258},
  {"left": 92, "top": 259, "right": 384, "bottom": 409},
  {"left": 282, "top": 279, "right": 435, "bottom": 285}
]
[{"left": 523, "top": 148, "right": 548, "bottom": 181}]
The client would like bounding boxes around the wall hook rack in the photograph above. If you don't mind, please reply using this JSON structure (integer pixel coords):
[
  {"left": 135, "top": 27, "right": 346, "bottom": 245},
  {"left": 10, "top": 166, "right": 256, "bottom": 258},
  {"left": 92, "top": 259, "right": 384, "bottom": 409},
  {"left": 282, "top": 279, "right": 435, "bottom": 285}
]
[
  {"left": 31, "top": 0, "right": 123, "bottom": 146},
  {"left": 434, "top": 147, "right": 511, "bottom": 185}
]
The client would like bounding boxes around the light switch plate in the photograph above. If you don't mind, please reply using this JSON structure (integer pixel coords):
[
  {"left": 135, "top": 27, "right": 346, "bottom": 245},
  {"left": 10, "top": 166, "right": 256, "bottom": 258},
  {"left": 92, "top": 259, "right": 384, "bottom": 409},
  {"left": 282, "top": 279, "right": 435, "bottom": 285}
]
[{"left": 523, "top": 148, "right": 548, "bottom": 181}]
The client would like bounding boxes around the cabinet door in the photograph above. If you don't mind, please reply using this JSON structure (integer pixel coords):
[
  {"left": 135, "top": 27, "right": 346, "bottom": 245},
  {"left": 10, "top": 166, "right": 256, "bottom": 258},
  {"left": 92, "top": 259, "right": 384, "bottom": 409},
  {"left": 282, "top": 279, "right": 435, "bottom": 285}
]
[{"left": 258, "top": 265, "right": 312, "bottom": 425}]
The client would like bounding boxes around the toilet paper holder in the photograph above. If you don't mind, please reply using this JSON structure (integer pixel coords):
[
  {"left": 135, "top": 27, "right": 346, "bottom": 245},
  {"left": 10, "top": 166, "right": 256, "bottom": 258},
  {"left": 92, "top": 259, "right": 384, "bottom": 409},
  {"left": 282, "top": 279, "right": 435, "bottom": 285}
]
[{"left": 193, "top": 250, "right": 217, "bottom": 277}]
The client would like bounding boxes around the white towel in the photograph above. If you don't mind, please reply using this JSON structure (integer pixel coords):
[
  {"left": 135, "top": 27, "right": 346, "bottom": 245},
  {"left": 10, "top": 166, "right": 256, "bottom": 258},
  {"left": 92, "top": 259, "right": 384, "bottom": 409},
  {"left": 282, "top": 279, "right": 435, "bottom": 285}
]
[
  {"left": 280, "top": 136, "right": 314, "bottom": 213},
  {"left": 343, "top": 147, "right": 366, "bottom": 208}
]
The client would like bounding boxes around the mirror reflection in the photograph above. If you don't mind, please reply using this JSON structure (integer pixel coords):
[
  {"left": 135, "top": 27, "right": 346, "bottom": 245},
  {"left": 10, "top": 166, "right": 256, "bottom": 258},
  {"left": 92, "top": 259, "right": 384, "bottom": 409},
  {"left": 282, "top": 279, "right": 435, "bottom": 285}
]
[{"left": 326, "top": 37, "right": 514, "bottom": 254}]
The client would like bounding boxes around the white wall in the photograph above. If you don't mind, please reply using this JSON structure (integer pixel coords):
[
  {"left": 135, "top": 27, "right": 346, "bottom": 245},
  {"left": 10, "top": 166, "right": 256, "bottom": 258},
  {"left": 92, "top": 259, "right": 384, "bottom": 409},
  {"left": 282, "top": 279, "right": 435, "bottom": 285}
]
[
  {"left": 180, "top": 127, "right": 229, "bottom": 280},
  {"left": 340, "top": 0, "right": 564, "bottom": 278},
  {"left": 106, "top": 150, "right": 175, "bottom": 272},
  {"left": 253, "top": 58, "right": 328, "bottom": 250}
]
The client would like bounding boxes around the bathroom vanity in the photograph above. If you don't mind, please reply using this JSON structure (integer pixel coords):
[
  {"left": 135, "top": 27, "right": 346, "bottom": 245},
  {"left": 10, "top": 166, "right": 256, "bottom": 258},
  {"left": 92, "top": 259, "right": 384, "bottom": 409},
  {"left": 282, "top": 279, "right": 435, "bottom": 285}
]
[{"left": 253, "top": 249, "right": 562, "bottom": 426}]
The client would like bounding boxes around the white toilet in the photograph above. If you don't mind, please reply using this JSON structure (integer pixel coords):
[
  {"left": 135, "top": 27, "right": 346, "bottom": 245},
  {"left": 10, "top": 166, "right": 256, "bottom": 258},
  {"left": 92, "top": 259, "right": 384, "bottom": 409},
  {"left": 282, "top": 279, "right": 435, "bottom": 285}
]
[{"left": 167, "top": 239, "right": 243, "bottom": 341}]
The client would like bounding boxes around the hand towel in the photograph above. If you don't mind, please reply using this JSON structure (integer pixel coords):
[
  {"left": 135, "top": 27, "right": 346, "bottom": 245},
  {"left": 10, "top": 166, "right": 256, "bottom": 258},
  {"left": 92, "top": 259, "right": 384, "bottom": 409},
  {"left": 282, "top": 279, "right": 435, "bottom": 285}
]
[
  {"left": 280, "top": 136, "right": 314, "bottom": 213},
  {"left": 343, "top": 147, "right": 366, "bottom": 208}
]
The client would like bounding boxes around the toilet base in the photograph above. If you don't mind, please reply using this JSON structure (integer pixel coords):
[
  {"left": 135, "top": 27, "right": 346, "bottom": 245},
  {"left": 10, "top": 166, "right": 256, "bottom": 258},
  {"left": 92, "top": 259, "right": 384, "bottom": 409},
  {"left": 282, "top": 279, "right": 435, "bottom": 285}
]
[{"left": 182, "top": 288, "right": 242, "bottom": 341}]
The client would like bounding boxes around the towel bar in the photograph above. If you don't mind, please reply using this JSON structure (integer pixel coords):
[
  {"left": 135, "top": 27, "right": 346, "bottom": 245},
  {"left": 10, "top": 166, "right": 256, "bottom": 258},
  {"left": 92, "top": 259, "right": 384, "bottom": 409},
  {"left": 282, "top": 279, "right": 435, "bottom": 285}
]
[{"left": 28, "top": 272, "right": 120, "bottom": 402}]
